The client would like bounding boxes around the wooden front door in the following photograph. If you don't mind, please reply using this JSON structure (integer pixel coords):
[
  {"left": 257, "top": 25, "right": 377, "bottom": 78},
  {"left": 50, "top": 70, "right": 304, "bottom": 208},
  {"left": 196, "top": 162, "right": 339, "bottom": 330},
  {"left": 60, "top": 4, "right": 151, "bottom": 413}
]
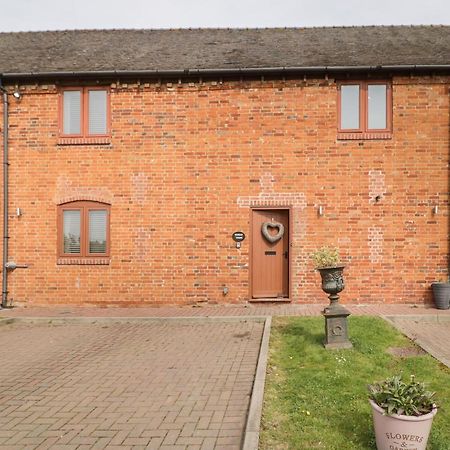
[{"left": 251, "top": 209, "right": 289, "bottom": 299}]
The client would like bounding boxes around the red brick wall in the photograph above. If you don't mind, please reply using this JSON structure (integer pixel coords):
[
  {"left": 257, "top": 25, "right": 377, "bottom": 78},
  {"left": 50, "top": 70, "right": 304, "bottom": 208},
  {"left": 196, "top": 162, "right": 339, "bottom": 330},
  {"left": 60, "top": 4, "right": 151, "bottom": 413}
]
[{"left": 1, "top": 75, "right": 449, "bottom": 306}]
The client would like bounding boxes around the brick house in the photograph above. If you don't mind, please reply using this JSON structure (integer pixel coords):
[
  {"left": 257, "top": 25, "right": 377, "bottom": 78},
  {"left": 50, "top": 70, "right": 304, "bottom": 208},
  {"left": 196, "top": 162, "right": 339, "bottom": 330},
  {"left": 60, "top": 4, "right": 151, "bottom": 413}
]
[{"left": 0, "top": 26, "right": 449, "bottom": 307}]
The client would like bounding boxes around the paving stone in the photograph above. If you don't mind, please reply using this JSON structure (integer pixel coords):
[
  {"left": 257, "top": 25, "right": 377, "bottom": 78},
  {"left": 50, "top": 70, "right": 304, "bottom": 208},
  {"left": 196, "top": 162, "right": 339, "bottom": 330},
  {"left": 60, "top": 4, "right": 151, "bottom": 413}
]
[
  {"left": 387, "top": 317, "right": 450, "bottom": 367},
  {"left": 0, "top": 320, "right": 263, "bottom": 449}
]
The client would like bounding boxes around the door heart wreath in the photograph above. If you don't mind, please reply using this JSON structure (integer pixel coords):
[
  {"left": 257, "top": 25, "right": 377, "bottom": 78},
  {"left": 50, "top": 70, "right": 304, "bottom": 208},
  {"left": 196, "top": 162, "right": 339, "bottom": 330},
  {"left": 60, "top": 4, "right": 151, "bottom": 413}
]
[{"left": 261, "top": 222, "right": 285, "bottom": 243}]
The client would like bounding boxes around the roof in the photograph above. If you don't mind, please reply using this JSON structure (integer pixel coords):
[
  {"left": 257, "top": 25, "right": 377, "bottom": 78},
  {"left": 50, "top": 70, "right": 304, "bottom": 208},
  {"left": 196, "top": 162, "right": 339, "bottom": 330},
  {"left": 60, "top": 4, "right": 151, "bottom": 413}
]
[{"left": 0, "top": 26, "right": 449, "bottom": 78}]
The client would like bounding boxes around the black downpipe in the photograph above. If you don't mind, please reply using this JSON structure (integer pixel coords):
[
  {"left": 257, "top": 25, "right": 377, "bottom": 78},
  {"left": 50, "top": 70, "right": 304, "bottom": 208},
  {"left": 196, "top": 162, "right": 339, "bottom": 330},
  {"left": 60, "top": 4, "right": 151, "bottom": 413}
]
[{"left": 0, "top": 79, "right": 8, "bottom": 308}]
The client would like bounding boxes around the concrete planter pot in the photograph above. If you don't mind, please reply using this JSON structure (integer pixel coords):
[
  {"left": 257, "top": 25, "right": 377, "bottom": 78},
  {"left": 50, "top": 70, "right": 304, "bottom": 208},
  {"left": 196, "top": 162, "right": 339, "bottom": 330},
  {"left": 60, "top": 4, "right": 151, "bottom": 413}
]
[
  {"left": 431, "top": 283, "right": 450, "bottom": 309},
  {"left": 369, "top": 399, "right": 437, "bottom": 450}
]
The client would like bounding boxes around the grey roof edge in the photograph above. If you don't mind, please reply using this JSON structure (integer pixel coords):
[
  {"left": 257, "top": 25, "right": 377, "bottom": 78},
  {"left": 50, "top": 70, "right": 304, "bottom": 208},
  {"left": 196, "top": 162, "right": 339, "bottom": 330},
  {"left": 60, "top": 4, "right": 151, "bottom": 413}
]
[
  {"left": 2, "top": 64, "right": 450, "bottom": 80},
  {"left": 1, "top": 24, "right": 447, "bottom": 35},
  {"left": 1, "top": 24, "right": 447, "bottom": 32}
]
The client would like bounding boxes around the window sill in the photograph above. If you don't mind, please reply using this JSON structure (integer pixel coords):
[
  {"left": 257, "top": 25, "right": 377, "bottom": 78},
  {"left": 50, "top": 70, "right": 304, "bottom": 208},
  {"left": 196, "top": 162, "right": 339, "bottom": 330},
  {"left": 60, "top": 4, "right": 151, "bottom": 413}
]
[
  {"left": 57, "top": 258, "right": 110, "bottom": 265},
  {"left": 57, "top": 137, "right": 111, "bottom": 146},
  {"left": 337, "top": 132, "right": 392, "bottom": 140}
]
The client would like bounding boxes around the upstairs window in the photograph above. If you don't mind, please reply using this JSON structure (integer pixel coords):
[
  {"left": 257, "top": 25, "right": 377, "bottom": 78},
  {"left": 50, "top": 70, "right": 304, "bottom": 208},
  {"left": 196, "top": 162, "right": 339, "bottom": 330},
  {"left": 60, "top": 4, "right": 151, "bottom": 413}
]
[
  {"left": 58, "top": 201, "right": 110, "bottom": 258},
  {"left": 338, "top": 81, "right": 392, "bottom": 138},
  {"left": 60, "top": 88, "right": 110, "bottom": 137}
]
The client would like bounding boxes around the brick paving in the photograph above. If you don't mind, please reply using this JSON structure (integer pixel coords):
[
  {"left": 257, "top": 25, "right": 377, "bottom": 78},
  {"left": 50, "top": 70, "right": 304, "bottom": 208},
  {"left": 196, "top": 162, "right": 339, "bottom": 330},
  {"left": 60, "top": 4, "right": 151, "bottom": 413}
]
[
  {"left": 385, "top": 316, "right": 450, "bottom": 368},
  {"left": 3, "top": 302, "right": 450, "bottom": 319},
  {"left": 0, "top": 319, "right": 264, "bottom": 450}
]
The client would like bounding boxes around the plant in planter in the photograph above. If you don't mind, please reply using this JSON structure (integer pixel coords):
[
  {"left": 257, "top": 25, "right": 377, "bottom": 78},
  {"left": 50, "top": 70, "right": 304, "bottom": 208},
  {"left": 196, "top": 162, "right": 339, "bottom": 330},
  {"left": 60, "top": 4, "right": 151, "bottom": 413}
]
[
  {"left": 311, "top": 246, "right": 341, "bottom": 269},
  {"left": 368, "top": 375, "right": 437, "bottom": 450},
  {"left": 431, "top": 279, "right": 450, "bottom": 310},
  {"left": 311, "top": 247, "right": 345, "bottom": 307},
  {"left": 312, "top": 247, "right": 351, "bottom": 349}
]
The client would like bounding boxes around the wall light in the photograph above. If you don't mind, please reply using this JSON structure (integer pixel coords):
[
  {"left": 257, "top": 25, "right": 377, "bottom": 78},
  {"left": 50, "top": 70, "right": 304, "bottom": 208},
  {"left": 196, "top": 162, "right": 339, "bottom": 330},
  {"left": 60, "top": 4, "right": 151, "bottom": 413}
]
[
  {"left": 12, "top": 90, "right": 21, "bottom": 100},
  {"left": 318, "top": 205, "right": 324, "bottom": 216},
  {"left": 432, "top": 205, "right": 439, "bottom": 215}
]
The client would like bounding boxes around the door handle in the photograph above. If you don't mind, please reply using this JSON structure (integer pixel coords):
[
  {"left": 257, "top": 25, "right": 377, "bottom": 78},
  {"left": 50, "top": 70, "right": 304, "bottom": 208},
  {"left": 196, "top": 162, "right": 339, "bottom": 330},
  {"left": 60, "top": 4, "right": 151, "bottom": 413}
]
[{"left": 284, "top": 250, "right": 288, "bottom": 259}]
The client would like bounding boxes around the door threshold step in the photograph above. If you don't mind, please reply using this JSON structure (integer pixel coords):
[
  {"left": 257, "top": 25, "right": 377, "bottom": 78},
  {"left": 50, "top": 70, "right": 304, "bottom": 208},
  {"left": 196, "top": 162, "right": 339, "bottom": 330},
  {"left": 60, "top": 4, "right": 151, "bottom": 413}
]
[{"left": 250, "top": 298, "right": 291, "bottom": 303}]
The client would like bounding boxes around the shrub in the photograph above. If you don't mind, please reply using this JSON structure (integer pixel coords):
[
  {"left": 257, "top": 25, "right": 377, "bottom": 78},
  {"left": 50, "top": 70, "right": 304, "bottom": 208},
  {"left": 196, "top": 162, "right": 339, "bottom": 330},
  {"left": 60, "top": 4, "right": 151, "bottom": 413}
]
[
  {"left": 311, "top": 246, "right": 341, "bottom": 268},
  {"left": 368, "top": 375, "right": 436, "bottom": 416}
]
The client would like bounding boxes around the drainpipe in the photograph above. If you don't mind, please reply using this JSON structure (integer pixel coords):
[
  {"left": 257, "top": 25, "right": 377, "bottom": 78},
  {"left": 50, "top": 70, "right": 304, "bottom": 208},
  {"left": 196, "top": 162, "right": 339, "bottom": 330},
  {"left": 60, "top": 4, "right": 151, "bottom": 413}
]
[{"left": 0, "top": 79, "right": 9, "bottom": 308}]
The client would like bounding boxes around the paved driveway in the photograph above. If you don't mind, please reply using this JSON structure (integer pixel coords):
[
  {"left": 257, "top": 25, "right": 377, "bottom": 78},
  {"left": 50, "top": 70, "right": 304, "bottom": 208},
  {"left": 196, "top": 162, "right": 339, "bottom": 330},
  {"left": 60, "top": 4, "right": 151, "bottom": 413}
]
[
  {"left": 0, "top": 319, "right": 263, "bottom": 450},
  {"left": 385, "top": 316, "right": 450, "bottom": 368}
]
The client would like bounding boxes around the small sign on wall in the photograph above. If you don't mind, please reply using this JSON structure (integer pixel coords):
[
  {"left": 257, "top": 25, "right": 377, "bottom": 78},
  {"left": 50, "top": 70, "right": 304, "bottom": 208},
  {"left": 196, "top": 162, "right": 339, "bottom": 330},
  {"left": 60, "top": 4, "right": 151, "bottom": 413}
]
[{"left": 232, "top": 231, "right": 245, "bottom": 248}]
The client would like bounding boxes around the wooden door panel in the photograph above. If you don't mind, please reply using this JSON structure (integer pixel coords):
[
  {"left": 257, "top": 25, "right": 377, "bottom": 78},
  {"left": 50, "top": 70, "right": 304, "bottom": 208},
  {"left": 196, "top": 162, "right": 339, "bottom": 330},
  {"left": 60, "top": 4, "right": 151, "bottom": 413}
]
[{"left": 252, "top": 209, "right": 289, "bottom": 298}]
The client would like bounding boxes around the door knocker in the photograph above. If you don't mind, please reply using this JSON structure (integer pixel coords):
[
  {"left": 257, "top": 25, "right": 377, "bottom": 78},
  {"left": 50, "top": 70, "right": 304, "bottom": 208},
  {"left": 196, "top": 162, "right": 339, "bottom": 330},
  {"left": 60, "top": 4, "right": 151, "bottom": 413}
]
[{"left": 261, "top": 222, "right": 284, "bottom": 243}]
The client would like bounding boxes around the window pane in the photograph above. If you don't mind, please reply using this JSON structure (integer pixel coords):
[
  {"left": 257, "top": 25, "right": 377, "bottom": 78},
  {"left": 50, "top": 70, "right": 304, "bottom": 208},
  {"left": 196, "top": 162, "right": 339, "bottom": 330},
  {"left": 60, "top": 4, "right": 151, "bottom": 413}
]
[
  {"left": 63, "top": 210, "right": 81, "bottom": 254},
  {"left": 88, "top": 90, "right": 107, "bottom": 135},
  {"left": 63, "top": 91, "right": 81, "bottom": 134},
  {"left": 368, "top": 84, "right": 387, "bottom": 129},
  {"left": 89, "top": 210, "right": 107, "bottom": 253},
  {"left": 340, "top": 85, "right": 360, "bottom": 129}
]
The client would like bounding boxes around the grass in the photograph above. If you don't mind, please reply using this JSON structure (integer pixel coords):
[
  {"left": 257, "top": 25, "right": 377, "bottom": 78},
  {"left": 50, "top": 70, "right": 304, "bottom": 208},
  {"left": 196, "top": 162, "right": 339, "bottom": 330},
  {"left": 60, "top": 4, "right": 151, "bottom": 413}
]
[{"left": 259, "top": 316, "right": 450, "bottom": 450}]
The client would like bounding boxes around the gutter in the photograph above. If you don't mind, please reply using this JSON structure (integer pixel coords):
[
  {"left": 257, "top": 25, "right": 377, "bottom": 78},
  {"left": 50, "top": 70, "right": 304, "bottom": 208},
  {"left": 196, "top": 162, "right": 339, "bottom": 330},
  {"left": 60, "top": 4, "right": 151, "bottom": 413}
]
[
  {"left": 0, "top": 79, "right": 8, "bottom": 308},
  {"left": 1, "top": 64, "right": 450, "bottom": 80}
]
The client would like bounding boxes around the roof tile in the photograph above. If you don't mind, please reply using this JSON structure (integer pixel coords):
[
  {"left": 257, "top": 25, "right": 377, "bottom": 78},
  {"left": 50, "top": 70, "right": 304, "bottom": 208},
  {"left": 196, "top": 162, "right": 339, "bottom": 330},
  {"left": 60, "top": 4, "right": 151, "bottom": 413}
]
[{"left": 0, "top": 26, "right": 449, "bottom": 75}]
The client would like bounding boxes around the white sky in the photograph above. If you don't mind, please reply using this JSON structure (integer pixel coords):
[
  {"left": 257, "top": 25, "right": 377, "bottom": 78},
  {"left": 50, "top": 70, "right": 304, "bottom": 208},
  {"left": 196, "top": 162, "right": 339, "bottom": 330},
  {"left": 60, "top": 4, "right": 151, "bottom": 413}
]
[{"left": 0, "top": 0, "right": 449, "bottom": 32}]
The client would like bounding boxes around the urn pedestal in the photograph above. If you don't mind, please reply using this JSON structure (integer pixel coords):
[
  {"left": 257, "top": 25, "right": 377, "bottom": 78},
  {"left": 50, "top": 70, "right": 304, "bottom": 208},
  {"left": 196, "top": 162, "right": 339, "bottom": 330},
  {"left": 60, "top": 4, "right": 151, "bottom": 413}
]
[{"left": 318, "top": 265, "right": 352, "bottom": 349}]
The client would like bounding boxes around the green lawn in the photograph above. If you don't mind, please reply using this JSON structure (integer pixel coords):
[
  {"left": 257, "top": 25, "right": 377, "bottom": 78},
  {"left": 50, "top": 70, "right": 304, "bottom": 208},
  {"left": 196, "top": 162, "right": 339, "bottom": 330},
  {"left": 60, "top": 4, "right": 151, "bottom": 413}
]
[{"left": 260, "top": 317, "right": 450, "bottom": 450}]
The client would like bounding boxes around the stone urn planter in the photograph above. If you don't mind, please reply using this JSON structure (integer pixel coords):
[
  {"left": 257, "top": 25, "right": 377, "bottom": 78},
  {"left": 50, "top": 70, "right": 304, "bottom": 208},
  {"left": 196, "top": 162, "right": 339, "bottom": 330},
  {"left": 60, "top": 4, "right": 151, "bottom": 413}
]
[
  {"left": 368, "top": 376, "right": 437, "bottom": 450},
  {"left": 317, "top": 265, "right": 345, "bottom": 307},
  {"left": 318, "top": 265, "right": 352, "bottom": 349},
  {"left": 312, "top": 247, "right": 352, "bottom": 349},
  {"left": 431, "top": 282, "right": 450, "bottom": 309}
]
